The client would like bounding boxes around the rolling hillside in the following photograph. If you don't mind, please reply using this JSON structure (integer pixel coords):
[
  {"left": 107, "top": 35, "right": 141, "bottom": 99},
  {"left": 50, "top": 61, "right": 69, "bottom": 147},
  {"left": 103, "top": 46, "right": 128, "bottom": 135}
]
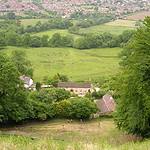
[{"left": 3, "top": 47, "right": 121, "bottom": 82}]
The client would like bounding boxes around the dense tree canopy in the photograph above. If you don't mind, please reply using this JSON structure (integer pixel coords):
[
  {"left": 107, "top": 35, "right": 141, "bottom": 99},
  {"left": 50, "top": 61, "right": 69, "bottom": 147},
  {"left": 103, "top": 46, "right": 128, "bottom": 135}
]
[
  {"left": 0, "top": 54, "right": 29, "bottom": 123},
  {"left": 115, "top": 17, "right": 150, "bottom": 137}
]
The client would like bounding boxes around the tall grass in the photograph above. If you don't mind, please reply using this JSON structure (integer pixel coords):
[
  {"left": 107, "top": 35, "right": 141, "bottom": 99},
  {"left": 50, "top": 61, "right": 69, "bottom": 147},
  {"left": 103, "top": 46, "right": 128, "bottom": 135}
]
[{"left": 0, "top": 135, "right": 149, "bottom": 150}]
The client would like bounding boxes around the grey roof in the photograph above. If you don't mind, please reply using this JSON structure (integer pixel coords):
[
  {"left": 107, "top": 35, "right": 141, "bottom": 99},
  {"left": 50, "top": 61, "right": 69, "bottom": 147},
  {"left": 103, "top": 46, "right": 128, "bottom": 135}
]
[{"left": 58, "top": 82, "right": 91, "bottom": 88}]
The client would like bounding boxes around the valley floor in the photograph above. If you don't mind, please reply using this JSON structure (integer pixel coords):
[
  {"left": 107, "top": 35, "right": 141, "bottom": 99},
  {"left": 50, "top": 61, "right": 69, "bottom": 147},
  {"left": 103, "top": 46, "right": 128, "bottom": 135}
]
[{"left": 0, "top": 118, "right": 149, "bottom": 150}]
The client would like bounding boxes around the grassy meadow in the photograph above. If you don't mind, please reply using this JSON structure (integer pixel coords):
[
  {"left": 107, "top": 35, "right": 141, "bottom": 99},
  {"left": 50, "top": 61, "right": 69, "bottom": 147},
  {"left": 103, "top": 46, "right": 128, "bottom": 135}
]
[
  {"left": 20, "top": 19, "right": 49, "bottom": 26},
  {"left": 105, "top": 19, "right": 136, "bottom": 27},
  {"left": 79, "top": 24, "right": 135, "bottom": 35},
  {"left": 0, "top": 119, "right": 149, "bottom": 150},
  {"left": 3, "top": 46, "right": 121, "bottom": 82},
  {"left": 33, "top": 29, "right": 81, "bottom": 39}
]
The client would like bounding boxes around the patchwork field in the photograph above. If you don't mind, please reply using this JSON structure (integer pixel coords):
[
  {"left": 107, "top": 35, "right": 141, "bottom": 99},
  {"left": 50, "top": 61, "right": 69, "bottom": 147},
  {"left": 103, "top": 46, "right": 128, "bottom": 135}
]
[
  {"left": 127, "top": 11, "right": 150, "bottom": 21},
  {"left": 0, "top": 119, "right": 149, "bottom": 150},
  {"left": 20, "top": 19, "right": 48, "bottom": 26},
  {"left": 79, "top": 24, "right": 134, "bottom": 35},
  {"left": 105, "top": 19, "right": 136, "bottom": 28},
  {"left": 3, "top": 46, "right": 121, "bottom": 82}
]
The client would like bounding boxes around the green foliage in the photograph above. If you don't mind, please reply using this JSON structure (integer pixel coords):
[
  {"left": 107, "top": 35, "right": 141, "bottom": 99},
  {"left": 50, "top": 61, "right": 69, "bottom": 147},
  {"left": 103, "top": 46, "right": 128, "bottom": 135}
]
[
  {"left": 29, "top": 36, "right": 42, "bottom": 47},
  {"left": 74, "top": 31, "right": 134, "bottom": 49},
  {"left": 52, "top": 100, "right": 72, "bottom": 118},
  {"left": 6, "top": 12, "right": 16, "bottom": 20},
  {"left": 36, "top": 82, "right": 41, "bottom": 91},
  {"left": 30, "top": 88, "right": 71, "bottom": 103},
  {"left": 0, "top": 54, "right": 29, "bottom": 123},
  {"left": 29, "top": 100, "right": 53, "bottom": 120},
  {"left": 68, "top": 98, "right": 98, "bottom": 119},
  {"left": 91, "top": 90, "right": 105, "bottom": 99},
  {"left": 11, "top": 50, "right": 33, "bottom": 77},
  {"left": 45, "top": 73, "right": 69, "bottom": 87},
  {"left": 115, "top": 17, "right": 150, "bottom": 137}
]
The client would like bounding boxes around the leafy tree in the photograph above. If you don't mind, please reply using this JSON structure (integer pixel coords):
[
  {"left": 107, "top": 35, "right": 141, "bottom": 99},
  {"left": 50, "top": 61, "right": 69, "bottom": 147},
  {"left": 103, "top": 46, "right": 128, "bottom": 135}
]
[
  {"left": 22, "top": 33, "right": 31, "bottom": 47},
  {"left": 5, "top": 31, "right": 22, "bottom": 46},
  {"left": 41, "top": 35, "right": 49, "bottom": 47},
  {"left": 11, "top": 50, "right": 33, "bottom": 77},
  {"left": 114, "top": 17, "right": 150, "bottom": 137},
  {"left": 0, "top": 32, "right": 6, "bottom": 47},
  {"left": 49, "top": 33, "right": 62, "bottom": 47},
  {"left": 30, "top": 88, "right": 71, "bottom": 104},
  {"left": 7, "top": 12, "right": 16, "bottom": 20},
  {"left": 68, "top": 26, "right": 80, "bottom": 34},
  {"left": 29, "top": 36, "right": 42, "bottom": 47},
  {"left": 45, "top": 73, "right": 69, "bottom": 87},
  {"left": 0, "top": 54, "right": 29, "bottom": 123},
  {"left": 68, "top": 98, "right": 97, "bottom": 119}
]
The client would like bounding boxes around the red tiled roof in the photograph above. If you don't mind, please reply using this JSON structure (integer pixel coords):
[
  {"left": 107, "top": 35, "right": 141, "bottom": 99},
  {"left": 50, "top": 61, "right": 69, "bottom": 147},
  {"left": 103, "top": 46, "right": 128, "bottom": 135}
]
[{"left": 96, "top": 94, "right": 116, "bottom": 114}]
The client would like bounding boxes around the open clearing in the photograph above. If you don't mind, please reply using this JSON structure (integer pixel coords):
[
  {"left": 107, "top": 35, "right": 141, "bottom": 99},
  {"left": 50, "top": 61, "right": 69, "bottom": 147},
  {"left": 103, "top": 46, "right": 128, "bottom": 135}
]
[
  {"left": 3, "top": 47, "right": 121, "bottom": 82},
  {"left": 0, "top": 119, "right": 149, "bottom": 150}
]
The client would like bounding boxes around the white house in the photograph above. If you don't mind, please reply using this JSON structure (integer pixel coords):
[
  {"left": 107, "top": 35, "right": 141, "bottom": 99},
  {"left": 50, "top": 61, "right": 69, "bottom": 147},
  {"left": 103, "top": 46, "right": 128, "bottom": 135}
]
[{"left": 20, "top": 75, "right": 34, "bottom": 89}]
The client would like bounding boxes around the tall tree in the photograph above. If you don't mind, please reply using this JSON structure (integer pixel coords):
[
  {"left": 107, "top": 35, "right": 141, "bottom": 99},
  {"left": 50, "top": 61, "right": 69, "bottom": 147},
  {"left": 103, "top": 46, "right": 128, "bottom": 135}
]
[
  {"left": 11, "top": 50, "right": 33, "bottom": 77},
  {"left": 115, "top": 17, "right": 150, "bottom": 137},
  {"left": 0, "top": 54, "right": 29, "bottom": 123}
]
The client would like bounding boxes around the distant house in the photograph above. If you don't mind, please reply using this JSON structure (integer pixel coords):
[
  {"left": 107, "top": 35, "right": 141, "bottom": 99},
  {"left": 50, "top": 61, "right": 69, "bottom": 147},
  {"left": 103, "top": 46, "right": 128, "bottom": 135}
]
[
  {"left": 20, "top": 75, "right": 34, "bottom": 89},
  {"left": 96, "top": 94, "right": 116, "bottom": 114},
  {"left": 57, "top": 82, "right": 93, "bottom": 97}
]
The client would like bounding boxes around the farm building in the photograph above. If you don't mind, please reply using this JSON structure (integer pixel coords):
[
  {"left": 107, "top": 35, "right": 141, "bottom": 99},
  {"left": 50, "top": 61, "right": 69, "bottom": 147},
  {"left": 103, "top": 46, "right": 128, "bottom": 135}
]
[
  {"left": 96, "top": 94, "right": 116, "bottom": 114},
  {"left": 58, "top": 82, "right": 93, "bottom": 97}
]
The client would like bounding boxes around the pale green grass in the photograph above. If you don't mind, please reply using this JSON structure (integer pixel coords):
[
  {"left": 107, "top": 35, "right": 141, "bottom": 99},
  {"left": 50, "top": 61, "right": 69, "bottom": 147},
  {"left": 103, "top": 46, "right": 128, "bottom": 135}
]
[
  {"left": 105, "top": 19, "right": 136, "bottom": 28},
  {"left": 79, "top": 24, "right": 135, "bottom": 35},
  {"left": 0, "top": 119, "right": 149, "bottom": 150},
  {"left": 33, "top": 29, "right": 81, "bottom": 39},
  {"left": 21, "top": 19, "right": 49, "bottom": 26},
  {"left": 3, "top": 46, "right": 121, "bottom": 82}
]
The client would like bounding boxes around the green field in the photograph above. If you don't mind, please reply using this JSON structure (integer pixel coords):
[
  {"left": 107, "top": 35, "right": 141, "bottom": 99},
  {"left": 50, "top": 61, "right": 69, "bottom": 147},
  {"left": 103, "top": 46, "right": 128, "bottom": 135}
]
[
  {"left": 31, "top": 19, "right": 136, "bottom": 39},
  {"left": 0, "top": 119, "right": 149, "bottom": 150},
  {"left": 33, "top": 29, "right": 81, "bottom": 39},
  {"left": 3, "top": 46, "right": 121, "bottom": 82},
  {"left": 105, "top": 19, "right": 136, "bottom": 27},
  {"left": 79, "top": 24, "right": 135, "bottom": 35},
  {"left": 20, "top": 19, "right": 49, "bottom": 26}
]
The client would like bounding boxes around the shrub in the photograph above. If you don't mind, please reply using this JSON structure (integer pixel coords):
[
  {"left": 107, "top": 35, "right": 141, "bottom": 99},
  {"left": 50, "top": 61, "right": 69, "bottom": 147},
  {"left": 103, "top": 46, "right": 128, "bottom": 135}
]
[{"left": 68, "top": 98, "right": 98, "bottom": 119}]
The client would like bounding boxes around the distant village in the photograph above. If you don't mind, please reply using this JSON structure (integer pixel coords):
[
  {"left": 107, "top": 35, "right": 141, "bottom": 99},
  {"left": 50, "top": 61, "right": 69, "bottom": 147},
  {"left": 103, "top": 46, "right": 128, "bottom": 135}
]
[{"left": 0, "top": 0, "right": 150, "bottom": 18}]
